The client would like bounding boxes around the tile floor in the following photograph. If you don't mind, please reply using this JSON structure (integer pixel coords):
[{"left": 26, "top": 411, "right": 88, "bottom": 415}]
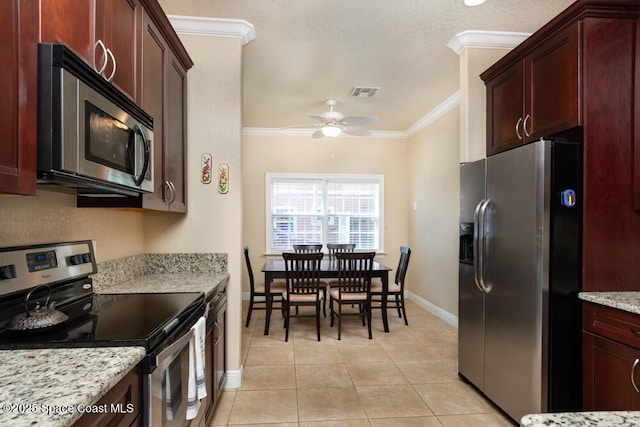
[{"left": 210, "top": 300, "right": 517, "bottom": 426}]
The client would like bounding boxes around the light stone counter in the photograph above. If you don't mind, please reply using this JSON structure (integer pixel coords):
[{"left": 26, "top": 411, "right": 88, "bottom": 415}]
[
  {"left": 522, "top": 411, "right": 640, "bottom": 426},
  {"left": 98, "top": 272, "right": 229, "bottom": 299},
  {"left": 579, "top": 291, "right": 640, "bottom": 315},
  {"left": 0, "top": 253, "right": 229, "bottom": 427},
  {"left": 0, "top": 347, "right": 145, "bottom": 427}
]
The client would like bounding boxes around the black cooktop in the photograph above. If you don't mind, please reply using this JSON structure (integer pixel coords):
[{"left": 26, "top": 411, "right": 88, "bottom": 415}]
[{"left": 0, "top": 291, "right": 205, "bottom": 351}]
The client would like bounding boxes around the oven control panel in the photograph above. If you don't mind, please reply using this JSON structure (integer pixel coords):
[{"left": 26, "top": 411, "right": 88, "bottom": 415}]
[
  {"left": 26, "top": 250, "right": 58, "bottom": 272},
  {"left": 0, "top": 241, "right": 97, "bottom": 296}
]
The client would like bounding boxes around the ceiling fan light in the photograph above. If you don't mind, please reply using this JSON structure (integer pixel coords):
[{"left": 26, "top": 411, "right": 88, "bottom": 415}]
[
  {"left": 321, "top": 125, "right": 342, "bottom": 137},
  {"left": 463, "top": 0, "right": 486, "bottom": 5}
]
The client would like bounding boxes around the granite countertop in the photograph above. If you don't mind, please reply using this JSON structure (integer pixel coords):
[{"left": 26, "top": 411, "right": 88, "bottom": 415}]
[
  {"left": 522, "top": 411, "right": 640, "bottom": 426},
  {"left": 579, "top": 291, "right": 640, "bottom": 315},
  {"left": 0, "top": 253, "right": 229, "bottom": 427},
  {"left": 0, "top": 347, "right": 145, "bottom": 427},
  {"left": 97, "top": 272, "right": 230, "bottom": 299}
]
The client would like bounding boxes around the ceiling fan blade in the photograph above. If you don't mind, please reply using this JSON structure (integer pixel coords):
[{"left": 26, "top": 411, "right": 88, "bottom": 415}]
[
  {"left": 340, "top": 115, "right": 379, "bottom": 126},
  {"left": 342, "top": 126, "right": 371, "bottom": 137},
  {"left": 312, "top": 130, "right": 325, "bottom": 139}
]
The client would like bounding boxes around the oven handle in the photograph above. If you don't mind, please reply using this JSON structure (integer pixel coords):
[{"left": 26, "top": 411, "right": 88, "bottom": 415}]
[{"left": 150, "top": 327, "right": 194, "bottom": 374}]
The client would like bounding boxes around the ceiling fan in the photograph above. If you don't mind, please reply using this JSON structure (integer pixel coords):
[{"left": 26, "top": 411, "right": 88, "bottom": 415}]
[{"left": 285, "top": 99, "right": 379, "bottom": 138}]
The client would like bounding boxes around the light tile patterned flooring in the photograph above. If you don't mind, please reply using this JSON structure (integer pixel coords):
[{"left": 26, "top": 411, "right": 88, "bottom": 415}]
[{"left": 210, "top": 300, "right": 517, "bottom": 426}]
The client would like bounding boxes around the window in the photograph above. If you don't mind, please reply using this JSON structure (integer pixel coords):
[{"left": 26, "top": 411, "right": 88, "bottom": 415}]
[{"left": 266, "top": 173, "right": 384, "bottom": 253}]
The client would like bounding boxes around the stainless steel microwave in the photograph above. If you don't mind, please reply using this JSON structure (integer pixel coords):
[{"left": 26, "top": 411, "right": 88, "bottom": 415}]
[{"left": 37, "top": 44, "right": 153, "bottom": 196}]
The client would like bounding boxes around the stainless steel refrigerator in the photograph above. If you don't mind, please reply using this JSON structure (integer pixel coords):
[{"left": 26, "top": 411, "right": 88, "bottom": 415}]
[{"left": 458, "top": 139, "right": 582, "bottom": 422}]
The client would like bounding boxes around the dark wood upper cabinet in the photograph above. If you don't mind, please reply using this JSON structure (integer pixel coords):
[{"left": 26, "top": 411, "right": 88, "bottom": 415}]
[
  {"left": 0, "top": 0, "right": 37, "bottom": 195},
  {"left": 94, "top": 0, "right": 140, "bottom": 100},
  {"left": 482, "top": 0, "right": 640, "bottom": 292},
  {"left": 2, "top": 0, "right": 191, "bottom": 199},
  {"left": 485, "top": 62, "right": 525, "bottom": 154},
  {"left": 483, "top": 23, "right": 579, "bottom": 156},
  {"left": 525, "top": 23, "right": 579, "bottom": 141}
]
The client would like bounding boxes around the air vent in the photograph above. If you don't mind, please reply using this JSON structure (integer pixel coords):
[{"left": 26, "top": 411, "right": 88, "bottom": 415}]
[{"left": 350, "top": 87, "right": 380, "bottom": 98}]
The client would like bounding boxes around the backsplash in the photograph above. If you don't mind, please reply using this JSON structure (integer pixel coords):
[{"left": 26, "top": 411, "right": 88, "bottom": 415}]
[{"left": 92, "top": 253, "right": 227, "bottom": 291}]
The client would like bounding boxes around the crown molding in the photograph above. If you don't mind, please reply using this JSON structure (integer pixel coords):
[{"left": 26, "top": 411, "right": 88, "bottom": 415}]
[
  {"left": 447, "top": 30, "right": 530, "bottom": 55},
  {"left": 243, "top": 91, "right": 462, "bottom": 140},
  {"left": 242, "top": 127, "right": 407, "bottom": 139},
  {"left": 406, "top": 91, "right": 461, "bottom": 137},
  {"left": 167, "top": 15, "right": 256, "bottom": 45}
]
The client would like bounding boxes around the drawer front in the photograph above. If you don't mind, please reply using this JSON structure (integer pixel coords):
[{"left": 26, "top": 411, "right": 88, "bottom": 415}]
[{"left": 584, "top": 302, "right": 640, "bottom": 349}]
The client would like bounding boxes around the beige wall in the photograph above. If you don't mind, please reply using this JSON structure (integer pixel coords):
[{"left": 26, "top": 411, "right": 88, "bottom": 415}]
[
  {"left": 0, "top": 190, "right": 145, "bottom": 261},
  {"left": 242, "top": 133, "right": 410, "bottom": 290},
  {"left": 407, "top": 106, "right": 461, "bottom": 317},
  {"left": 143, "top": 34, "right": 245, "bottom": 375}
]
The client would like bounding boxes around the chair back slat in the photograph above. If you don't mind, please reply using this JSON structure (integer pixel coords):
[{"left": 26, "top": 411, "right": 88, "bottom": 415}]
[
  {"left": 243, "top": 246, "right": 256, "bottom": 292},
  {"left": 327, "top": 243, "right": 356, "bottom": 259},
  {"left": 335, "top": 252, "right": 375, "bottom": 294},
  {"left": 293, "top": 244, "right": 323, "bottom": 253},
  {"left": 395, "top": 246, "right": 411, "bottom": 286},
  {"left": 283, "top": 252, "right": 324, "bottom": 296}
]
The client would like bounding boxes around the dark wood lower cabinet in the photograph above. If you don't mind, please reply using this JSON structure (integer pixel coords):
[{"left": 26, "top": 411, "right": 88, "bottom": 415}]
[
  {"left": 73, "top": 364, "right": 142, "bottom": 427},
  {"left": 583, "top": 302, "right": 640, "bottom": 411},
  {"left": 583, "top": 332, "right": 640, "bottom": 410},
  {"left": 204, "top": 283, "right": 227, "bottom": 425}
]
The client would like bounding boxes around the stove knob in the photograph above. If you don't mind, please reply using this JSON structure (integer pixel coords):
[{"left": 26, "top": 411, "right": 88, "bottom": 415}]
[
  {"left": 67, "top": 254, "right": 84, "bottom": 266},
  {"left": 0, "top": 264, "right": 16, "bottom": 280}
]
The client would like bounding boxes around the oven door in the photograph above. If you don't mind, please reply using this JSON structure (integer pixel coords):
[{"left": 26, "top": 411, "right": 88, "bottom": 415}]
[{"left": 147, "top": 328, "right": 205, "bottom": 427}]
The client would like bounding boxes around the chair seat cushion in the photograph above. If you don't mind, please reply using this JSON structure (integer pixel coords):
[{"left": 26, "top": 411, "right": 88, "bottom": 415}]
[
  {"left": 329, "top": 288, "right": 368, "bottom": 302},
  {"left": 371, "top": 281, "right": 401, "bottom": 294},
  {"left": 282, "top": 292, "right": 322, "bottom": 303},
  {"left": 255, "top": 281, "right": 287, "bottom": 294}
]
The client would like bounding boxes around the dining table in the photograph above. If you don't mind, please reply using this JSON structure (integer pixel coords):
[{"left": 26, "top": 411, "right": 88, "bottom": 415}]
[{"left": 261, "top": 258, "right": 392, "bottom": 335}]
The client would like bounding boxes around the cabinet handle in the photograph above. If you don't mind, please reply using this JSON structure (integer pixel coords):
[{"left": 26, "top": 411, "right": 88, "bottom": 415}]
[
  {"left": 632, "top": 358, "right": 640, "bottom": 393},
  {"left": 105, "top": 48, "right": 117, "bottom": 82},
  {"left": 95, "top": 40, "right": 108, "bottom": 76},
  {"left": 163, "top": 181, "right": 172, "bottom": 203},
  {"left": 515, "top": 117, "right": 523, "bottom": 140},
  {"left": 168, "top": 181, "right": 176, "bottom": 204},
  {"left": 523, "top": 114, "right": 531, "bottom": 137},
  {"left": 630, "top": 326, "right": 640, "bottom": 336}
]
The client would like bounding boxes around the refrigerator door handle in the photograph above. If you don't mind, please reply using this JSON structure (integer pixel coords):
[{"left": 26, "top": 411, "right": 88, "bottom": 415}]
[{"left": 473, "top": 199, "right": 490, "bottom": 294}]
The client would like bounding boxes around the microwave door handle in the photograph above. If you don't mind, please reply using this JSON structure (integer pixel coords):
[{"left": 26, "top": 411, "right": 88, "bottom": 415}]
[{"left": 131, "top": 124, "right": 150, "bottom": 186}]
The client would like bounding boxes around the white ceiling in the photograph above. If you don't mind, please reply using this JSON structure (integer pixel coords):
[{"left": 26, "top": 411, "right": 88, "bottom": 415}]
[{"left": 160, "top": 0, "right": 575, "bottom": 134}]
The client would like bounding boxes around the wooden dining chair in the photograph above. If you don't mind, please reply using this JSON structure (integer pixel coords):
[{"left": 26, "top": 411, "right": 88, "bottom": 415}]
[
  {"left": 371, "top": 246, "right": 411, "bottom": 325},
  {"left": 293, "top": 244, "right": 328, "bottom": 316},
  {"left": 326, "top": 243, "right": 356, "bottom": 313},
  {"left": 292, "top": 244, "right": 323, "bottom": 253},
  {"left": 329, "top": 251, "right": 376, "bottom": 340},
  {"left": 282, "top": 251, "right": 324, "bottom": 342},
  {"left": 244, "top": 246, "right": 286, "bottom": 327}
]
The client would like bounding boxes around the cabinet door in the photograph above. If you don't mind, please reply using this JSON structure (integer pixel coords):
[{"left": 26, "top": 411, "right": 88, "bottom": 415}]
[
  {"left": 40, "top": 0, "right": 93, "bottom": 62},
  {"left": 583, "top": 332, "right": 640, "bottom": 411},
  {"left": 95, "top": 0, "right": 139, "bottom": 100},
  {"left": 166, "top": 51, "right": 188, "bottom": 213},
  {"left": 525, "top": 23, "right": 580, "bottom": 141},
  {"left": 485, "top": 63, "right": 524, "bottom": 156},
  {"left": 1, "top": 0, "right": 36, "bottom": 195},
  {"left": 140, "top": 11, "right": 168, "bottom": 211}
]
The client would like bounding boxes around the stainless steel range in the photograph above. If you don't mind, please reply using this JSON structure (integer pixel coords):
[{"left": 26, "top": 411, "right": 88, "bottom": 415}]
[{"left": 0, "top": 241, "right": 208, "bottom": 426}]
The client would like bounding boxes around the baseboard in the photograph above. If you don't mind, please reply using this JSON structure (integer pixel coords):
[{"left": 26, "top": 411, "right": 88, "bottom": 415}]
[
  {"left": 406, "top": 291, "right": 458, "bottom": 329},
  {"left": 223, "top": 368, "right": 242, "bottom": 389}
]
